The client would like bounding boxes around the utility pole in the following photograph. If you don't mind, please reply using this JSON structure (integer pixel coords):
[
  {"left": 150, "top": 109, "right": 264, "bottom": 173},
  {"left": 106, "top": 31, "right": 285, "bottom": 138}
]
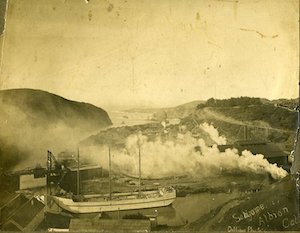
[
  {"left": 243, "top": 125, "right": 248, "bottom": 140},
  {"left": 77, "top": 148, "right": 80, "bottom": 196},
  {"left": 109, "top": 146, "right": 112, "bottom": 200},
  {"left": 46, "top": 151, "right": 50, "bottom": 210},
  {"left": 138, "top": 143, "right": 141, "bottom": 198},
  {"left": 0, "top": 0, "right": 9, "bottom": 79}
]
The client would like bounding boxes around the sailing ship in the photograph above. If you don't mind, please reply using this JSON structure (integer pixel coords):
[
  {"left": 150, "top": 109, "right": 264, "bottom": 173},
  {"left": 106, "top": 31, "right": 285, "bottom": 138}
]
[{"left": 51, "top": 146, "right": 176, "bottom": 214}]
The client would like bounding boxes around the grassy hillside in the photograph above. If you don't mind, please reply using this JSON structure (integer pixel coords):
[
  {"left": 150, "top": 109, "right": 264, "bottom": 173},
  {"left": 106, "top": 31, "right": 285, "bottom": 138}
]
[
  {"left": 191, "top": 97, "right": 297, "bottom": 147},
  {"left": 0, "top": 88, "right": 112, "bottom": 171},
  {"left": 209, "top": 106, "right": 296, "bottom": 131},
  {"left": 197, "top": 97, "right": 297, "bottom": 130}
]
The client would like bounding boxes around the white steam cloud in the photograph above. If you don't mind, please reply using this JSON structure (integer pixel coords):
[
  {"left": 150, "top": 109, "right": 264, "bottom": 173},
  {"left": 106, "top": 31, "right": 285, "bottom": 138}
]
[
  {"left": 200, "top": 122, "right": 227, "bottom": 145},
  {"left": 83, "top": 133, "right": 287, "bottom": 180}
]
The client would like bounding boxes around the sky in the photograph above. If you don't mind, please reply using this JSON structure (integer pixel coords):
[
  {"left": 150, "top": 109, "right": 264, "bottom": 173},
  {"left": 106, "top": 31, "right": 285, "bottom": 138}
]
[{"left": 0, "top": 0, "right": 298, "bottom": 109}]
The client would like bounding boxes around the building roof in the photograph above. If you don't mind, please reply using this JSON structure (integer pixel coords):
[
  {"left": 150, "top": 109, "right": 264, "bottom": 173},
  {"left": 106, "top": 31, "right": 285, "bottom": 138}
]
[
  {"left": 0, "top": 191, "right": 20, "bottom": 209},
  {"left": 8, "top": 166, "right": 46, "bottom": 176},
  {"left": 1, "top": 195, "right": 45, "bottom": 231},
  {"left": 1, "top": 221, "right": 22, "bottom": 231},
  {"left": 217, "top": 140, "right": 288, "bottom": 158},
  {"left": 68, "top": 164, "right": 102, "bottom": 172},
  {"left": 10, "top": 197, "right": 45, "bottom": 228},
  {"left": 69, "top": 219, "right": 151, "bottom": 232}
]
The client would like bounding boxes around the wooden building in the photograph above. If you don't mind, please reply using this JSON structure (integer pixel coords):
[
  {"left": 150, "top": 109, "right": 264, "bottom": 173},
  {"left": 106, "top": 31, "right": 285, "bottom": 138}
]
[
  {"left": 5, "top": 167, "right": 47, "bottom": 191},
  {"left": 59, "top": 165, "right": 106, "bottom": 194},
  {"left": 217, "top": 140, "right": 290, "bottom": 170}
]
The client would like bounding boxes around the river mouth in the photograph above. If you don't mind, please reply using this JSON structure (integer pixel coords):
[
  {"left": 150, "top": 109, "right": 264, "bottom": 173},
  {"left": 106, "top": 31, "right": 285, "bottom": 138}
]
[{"left": 108, "top": 111, "right": 155, "bottom": 128}]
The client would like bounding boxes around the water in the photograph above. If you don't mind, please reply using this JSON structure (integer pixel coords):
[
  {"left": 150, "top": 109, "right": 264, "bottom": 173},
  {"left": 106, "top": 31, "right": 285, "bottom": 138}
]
[
  {"left": 108, "top": 111, "right": 155, "bottom": 127},
  {"left": 83, "top": 192, "right": 241, "bottom": 227},
  {"left": 157, "top": 192, "right": 240, "bottom": 226}
]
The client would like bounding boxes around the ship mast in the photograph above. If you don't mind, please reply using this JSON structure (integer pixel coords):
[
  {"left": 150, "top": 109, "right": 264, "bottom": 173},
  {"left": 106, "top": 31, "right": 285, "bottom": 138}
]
[
  {"left": 46, "top": 150, "right": 51, "bottom": 210},
  {"left": 138, "top": 143, "right": 141, "bottom": 198},
  {"left": 109, "top": 146, "right": 112, "bottom": 200},
  {"left": 77, "top": 148, "right": 80, "bottom": 195}
]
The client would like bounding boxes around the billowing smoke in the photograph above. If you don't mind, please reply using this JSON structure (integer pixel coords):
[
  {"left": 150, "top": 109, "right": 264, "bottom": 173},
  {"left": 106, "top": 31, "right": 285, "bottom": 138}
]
[
  {"left": 82, "top": 133, "right": 287, "bottom": 180},
  {"left": 200, "top": 122, "right": 227, "bottom": 145},
  {"left": 0, "top": 101, "right": 106, "bottom": 171}
]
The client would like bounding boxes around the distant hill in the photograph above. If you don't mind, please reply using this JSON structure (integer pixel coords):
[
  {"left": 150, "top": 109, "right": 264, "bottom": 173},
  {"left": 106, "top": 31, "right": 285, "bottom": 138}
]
[
  {"left": 82, "top": 97, "right": 297, "bottom": 151},
  {"left": 0, "top": 88, "right": 112, "bottom": 171}
]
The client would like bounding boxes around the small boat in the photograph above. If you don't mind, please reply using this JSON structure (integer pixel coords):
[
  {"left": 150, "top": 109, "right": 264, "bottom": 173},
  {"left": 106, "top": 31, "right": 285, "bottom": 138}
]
[{"left": 51, "top": 145, "right": 176, "bottom": 214}]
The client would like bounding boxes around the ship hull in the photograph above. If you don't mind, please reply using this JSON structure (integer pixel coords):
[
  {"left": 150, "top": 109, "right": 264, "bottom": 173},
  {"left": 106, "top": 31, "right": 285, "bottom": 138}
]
[{"left": 52, "top": 189, "right": 176, "bottom": 214}]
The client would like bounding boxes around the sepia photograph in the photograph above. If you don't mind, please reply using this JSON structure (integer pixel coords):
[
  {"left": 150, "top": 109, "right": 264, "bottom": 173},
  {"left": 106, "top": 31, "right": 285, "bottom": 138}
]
[{"left": 0, "top": 0, "right": 299, "bottom": 231}]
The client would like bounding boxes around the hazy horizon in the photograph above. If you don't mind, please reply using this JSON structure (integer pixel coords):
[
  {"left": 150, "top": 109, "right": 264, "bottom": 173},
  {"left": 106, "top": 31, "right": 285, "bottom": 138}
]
[{"left": 0, "top": 87, "right": 298, "bottom": 111}]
